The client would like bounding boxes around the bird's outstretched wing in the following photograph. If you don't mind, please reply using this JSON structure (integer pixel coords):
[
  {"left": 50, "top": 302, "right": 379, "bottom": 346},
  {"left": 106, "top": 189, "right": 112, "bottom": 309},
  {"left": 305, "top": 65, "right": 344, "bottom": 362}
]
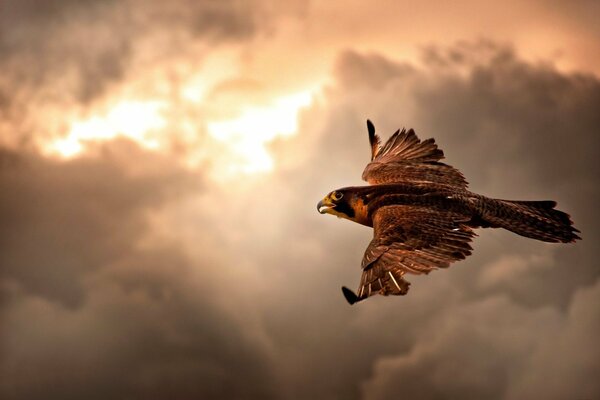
[
  {"left": 362, "top": 120, "right": 468, "bottom": 188},
  {"left": 342, "top": 204, "right": 475, "bottom": 304}
]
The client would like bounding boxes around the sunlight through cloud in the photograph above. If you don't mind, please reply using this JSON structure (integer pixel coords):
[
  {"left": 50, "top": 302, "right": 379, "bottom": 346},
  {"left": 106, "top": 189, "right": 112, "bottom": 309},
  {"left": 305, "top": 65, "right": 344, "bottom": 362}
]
[
  {"left": 49, "top": 100, "right": 167, "bottom": 157},
  {"left": 207, "top": 90, "right": 312, "bottom": 174}
]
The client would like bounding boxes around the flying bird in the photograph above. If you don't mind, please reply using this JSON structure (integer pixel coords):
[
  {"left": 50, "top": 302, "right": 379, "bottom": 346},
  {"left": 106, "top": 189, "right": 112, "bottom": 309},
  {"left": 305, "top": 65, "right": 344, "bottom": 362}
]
[{"left": 317, "top": 120, "right": 580, "bottom": 305}]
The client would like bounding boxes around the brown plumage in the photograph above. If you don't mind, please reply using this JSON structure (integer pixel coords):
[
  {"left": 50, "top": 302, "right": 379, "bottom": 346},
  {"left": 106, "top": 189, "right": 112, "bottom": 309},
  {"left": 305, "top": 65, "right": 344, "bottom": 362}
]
[{"left": 317, "top": 120, "right": 580, "bottom": 305}]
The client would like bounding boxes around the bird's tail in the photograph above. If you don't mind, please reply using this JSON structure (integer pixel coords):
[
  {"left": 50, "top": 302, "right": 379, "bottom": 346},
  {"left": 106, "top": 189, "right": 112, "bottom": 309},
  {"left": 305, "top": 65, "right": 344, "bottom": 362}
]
[{"left": 479, "top": 198, "right": 581, "bottom": 243}]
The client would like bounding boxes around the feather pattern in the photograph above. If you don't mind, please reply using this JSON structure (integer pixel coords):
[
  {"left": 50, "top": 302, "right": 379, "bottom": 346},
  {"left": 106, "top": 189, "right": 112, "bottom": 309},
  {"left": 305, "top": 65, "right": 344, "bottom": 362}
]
[
  {"left": 355, "top": 204, "right": 475, "bottom": 301},
  {"left": 362, "top": 122, "right": 467, "bottom": 188}
]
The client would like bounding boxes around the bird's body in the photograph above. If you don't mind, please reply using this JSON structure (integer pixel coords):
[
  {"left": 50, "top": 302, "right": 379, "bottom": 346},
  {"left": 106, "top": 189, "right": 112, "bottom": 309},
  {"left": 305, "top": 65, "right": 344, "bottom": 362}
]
[
  {"left": 319, "top": 183, "right": 473, "bottom": 228},
  {"left": 317, "top": 121, "right": 580, "bottom": 304}
]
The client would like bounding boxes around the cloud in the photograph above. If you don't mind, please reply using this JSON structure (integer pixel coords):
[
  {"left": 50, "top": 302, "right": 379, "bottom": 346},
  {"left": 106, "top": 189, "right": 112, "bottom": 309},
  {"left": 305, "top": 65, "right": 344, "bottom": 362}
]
[
  {"left": 0, "top": 140, "right": 196, "bottom": 307},
  {"left": 0, "top": 0, "right": 294, "bottom": 149},
  {"left": 1, "top": 259, "right": 278, "bottom": 399},
  {"left": 0, "top": 139, "right": 280, "bottom": 399},
  {"left": 360, "top": 280, "right": 600, "bottom": 400},
  {"left": 262, "top": 41, "right": 600, "bottom": 398},
  {"left": 1, "top": 37, "right": 599, "bottom": 399},
  {"left": 506, "top": 278, "right": 600, "bottom": 399}
]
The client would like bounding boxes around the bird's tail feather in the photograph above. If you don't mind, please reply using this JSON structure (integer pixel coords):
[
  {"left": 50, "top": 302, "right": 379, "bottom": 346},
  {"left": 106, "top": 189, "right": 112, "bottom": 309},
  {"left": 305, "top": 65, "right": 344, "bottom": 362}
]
[{"left": 481, "top": 198, "right": 581, "bottom": 243}]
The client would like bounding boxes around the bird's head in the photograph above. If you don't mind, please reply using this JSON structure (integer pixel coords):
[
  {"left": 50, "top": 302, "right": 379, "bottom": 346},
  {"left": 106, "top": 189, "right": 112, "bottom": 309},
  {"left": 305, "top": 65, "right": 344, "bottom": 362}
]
[{"left": 317, "top": 188, "right": 371, "bottom": 226}]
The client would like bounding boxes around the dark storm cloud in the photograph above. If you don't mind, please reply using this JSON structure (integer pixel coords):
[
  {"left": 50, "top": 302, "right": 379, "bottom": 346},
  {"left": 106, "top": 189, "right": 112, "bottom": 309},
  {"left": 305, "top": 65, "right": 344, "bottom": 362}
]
[
  {"left": 362, "top": 281, "right": 600, "bottom": 400},
  {"left": 2, "top": 251, "right": 277, "bottom": 400},
  {"left": 0, "top": 140, "right": 196, "bottom": 307},
  {"left": 0, "top": 141, "right": 277, "bottom": 399}
]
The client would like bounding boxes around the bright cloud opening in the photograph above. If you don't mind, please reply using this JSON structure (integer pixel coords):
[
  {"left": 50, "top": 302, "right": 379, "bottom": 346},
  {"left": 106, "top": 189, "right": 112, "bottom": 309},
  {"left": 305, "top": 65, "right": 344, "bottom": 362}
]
[
  {"left": 44, "top": 87, "right": 314, "bottom": 180},
  {"left": 49, "top": 100, "right": 167, "bottom": 157},
  {"left": 206, "top": 90, "right": 313, "bottom": 174}
]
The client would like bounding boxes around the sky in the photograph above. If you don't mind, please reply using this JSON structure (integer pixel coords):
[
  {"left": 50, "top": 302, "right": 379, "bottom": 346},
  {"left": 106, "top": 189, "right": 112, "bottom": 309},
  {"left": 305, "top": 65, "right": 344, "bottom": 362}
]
[{"left": 1, "top": 1, "right": 599, "bottom": 399}]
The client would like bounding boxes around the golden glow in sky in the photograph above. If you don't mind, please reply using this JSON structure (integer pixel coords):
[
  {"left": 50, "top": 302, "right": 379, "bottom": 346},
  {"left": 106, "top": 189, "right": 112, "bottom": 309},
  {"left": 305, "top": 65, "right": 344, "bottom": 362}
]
[
  {"left": 46, "top": 88, "right": 313, "bottom": 178},
  {"left": 35, "top": 0, "right": 599, "bottom": 181},
  {"left": 50, "top": 100, "right": 167, "bottom": 157},
  {"left": 207, "top": 90, "right": 312, "bottom": 174}
]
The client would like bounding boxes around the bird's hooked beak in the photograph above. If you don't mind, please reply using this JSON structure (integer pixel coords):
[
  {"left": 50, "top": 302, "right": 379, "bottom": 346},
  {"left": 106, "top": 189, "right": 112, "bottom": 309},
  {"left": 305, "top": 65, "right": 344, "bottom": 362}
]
[{"left": 317, "top": 194, "right": 336, "bottom": 214}]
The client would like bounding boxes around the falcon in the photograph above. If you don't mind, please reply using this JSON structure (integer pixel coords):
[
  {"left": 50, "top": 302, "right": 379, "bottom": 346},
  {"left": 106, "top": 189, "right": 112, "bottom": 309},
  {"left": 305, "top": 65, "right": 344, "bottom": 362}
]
[{"left": 317, "top": 120, "right": 580, "bottom": 305}]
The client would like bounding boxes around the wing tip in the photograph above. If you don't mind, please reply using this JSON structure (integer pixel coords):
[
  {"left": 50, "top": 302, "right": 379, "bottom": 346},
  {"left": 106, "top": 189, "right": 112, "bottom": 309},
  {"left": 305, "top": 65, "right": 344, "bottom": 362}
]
[
  {"left": 342, "top": 286, "right": 359, "bottom": 305},
  {"left": 367, "top": 119, "right": 375, "bottom": 135},
  {"left": 366, "top": 119, "right": 380, "bottom": 161}
]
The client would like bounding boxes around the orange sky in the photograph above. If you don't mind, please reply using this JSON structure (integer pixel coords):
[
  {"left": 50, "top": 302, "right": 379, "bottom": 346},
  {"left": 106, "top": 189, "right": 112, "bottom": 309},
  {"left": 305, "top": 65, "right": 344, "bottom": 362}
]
[{"left": 2, "top": 0, "right": 599, "bottom": 178}]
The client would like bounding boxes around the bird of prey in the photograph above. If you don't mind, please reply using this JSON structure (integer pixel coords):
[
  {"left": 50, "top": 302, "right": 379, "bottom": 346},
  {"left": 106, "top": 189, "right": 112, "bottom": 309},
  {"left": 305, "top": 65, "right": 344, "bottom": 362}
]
[{"left": 317, "top": 120, "right": 580, "bottom": 305}]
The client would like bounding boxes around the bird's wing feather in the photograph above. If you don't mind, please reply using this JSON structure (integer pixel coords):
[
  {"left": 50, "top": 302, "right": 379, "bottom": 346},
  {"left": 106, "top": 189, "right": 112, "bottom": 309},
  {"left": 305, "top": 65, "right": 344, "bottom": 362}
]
[
  {"left": 362, "top": 121, "right": 467, "bottom": 188},
  {"left": 354, "top": 204, "right": 475, "bottom": 301}
]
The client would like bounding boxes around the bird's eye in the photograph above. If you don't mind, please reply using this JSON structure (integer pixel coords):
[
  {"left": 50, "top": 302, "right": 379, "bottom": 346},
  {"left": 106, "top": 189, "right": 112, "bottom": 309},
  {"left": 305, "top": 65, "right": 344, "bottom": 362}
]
[{"left": 332, "top": 191, "right": 343, "bottom": 201}]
